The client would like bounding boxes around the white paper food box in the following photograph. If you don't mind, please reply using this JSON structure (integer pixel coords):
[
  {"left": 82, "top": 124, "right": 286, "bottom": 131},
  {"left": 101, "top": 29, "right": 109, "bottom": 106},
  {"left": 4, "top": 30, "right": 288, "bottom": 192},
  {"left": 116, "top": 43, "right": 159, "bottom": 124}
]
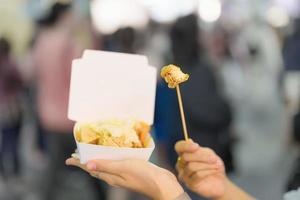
[{"left": 68, "top": 50, "right": 157, "bottom": 164}]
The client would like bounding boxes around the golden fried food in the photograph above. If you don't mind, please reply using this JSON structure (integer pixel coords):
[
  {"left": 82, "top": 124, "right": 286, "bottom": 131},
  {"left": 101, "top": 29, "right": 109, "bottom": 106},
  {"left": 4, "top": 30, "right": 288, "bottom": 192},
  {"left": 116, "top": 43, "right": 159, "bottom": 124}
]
[
  {"left": 74, "top": 119, "right": 151, "bottom": 148},
  {"left": 160, "top": 64, "right": 189, "bottom": 88},
  {"left": 135, "top": 121, "right": 151, "bottom": 148}
]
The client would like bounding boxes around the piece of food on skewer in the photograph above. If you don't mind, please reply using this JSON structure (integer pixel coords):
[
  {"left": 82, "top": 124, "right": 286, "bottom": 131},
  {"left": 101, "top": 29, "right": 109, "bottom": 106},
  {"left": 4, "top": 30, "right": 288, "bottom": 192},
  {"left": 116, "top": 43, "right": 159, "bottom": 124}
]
[
  {"left": 160, "top": 64, "right": 190, "bottom": 141},
  {"left": 160, "top": 64, "right": 189, "bottom": 88}
]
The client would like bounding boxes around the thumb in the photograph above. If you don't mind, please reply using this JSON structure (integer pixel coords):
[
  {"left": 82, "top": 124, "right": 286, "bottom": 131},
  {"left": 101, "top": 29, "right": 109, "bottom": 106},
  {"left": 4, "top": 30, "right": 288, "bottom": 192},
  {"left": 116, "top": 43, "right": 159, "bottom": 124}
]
[{"left": 175, "top": 139, "right": 199, "bottom": 155}]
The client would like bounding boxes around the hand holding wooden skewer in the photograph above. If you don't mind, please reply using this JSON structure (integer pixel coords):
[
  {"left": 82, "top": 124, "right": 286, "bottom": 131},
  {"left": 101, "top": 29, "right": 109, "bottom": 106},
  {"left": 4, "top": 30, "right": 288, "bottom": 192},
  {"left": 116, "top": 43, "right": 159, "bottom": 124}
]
[{"left": 160, "top": 64, "right": 189, "bottom": 141}]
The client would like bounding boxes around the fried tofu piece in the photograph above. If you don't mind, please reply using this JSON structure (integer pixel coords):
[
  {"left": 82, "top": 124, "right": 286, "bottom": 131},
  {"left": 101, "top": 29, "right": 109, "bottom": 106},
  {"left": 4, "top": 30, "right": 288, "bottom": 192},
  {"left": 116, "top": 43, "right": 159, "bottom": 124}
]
[
  {"left": 135, "top": 121, "right": 151, "bottom": 147},
  {"left": 78, "top": 125, "right": 100, "bottom": 144},
  {"left": 161, "top": 64, "right": 189, "bottom": 88},
  {"left": 74, "top": 120, "right": 152, "bottom": 148}
]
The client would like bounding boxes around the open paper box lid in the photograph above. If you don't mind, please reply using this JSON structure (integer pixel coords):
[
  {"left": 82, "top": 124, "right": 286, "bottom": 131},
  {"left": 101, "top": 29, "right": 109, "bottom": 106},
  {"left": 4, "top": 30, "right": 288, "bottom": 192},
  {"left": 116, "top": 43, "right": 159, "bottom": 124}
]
[
  {"left": 82, "top": 49, "right": 148, "bottom": 67},
  {"left": 68, "top": 51, "right": 157, "bottom": 125}
]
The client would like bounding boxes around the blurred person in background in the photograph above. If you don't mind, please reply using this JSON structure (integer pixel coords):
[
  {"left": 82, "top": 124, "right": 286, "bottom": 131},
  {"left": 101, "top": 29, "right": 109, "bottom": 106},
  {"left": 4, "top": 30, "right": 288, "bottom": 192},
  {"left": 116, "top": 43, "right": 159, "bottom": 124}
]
[
  {"left": 283, "top": 18, "right": 300, "bottom": 114},
  {"left": 171, "top": 14, "right": 234, "bottom": 173},
  {"left": 112, "top": 27, "right": 136, "bottom": 53},
  {"left": 155, "top": 14, "right": 234, "bottom": 199},
  {"left": 139, "top": 21, "right": 169, "bottom": 69},
  {"left": 102, "top": 27, "right": 137, "bottom": 53},
  {"left": 0, "top": 37, "right": 24, "bottom": 181},
  {"left": 209, "top": 26, "right": 246, "bottom": 107},
  {"left": 31, "top": 2, "right": 106, "bottom": 200},
  {"left": 284, "top": 18, "right": 300, "bottom": 192}
]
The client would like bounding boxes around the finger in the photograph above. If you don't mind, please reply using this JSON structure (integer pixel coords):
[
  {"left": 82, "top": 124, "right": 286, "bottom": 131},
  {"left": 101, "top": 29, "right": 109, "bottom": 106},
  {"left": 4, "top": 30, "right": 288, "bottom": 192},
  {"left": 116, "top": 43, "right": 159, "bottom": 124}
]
[
  {"left": 176, "top": 159, "right": 185, "bottom": 177},
  {"left": 86, "top": 160, "right": 122, "bottom": 175},
  {"left": 97, "top": 172, "right": 125, "bottom": 187},
  {"left": 66, "top": 158, "right": 79, "bottom": 166},
  {"left": 181, "top": 148, "right": 218, "bottom": 164},
  {"left": 178, "top": 169, "right": 184, "bottom": 182},
  {"left": 175, "top": 140, "right": 199, "bottom": 155},
  {"left": 90, "top": 172, "right": 99, "bottom": 178},
  {"left": 176, "top": 160, "right": 183, "bottom": 173},
  {"left": 66, "top": 158, "right": 88, "bottom": 171},
  {"left": 66, "top": 158, "right": 125, "bottom": 184},
  {"left": 185, "top": 169, "right": 220, "bottom": 187},
  {"left": 183, "top": 162, "right": 220, "bottom": 177}
]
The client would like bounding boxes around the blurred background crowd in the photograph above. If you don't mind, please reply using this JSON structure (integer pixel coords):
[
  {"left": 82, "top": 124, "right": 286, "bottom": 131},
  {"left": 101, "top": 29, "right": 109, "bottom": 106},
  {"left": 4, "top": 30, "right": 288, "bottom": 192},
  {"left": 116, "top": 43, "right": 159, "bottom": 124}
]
[{"left": 1, "top": 0, "right": 300, "bottom": 199}]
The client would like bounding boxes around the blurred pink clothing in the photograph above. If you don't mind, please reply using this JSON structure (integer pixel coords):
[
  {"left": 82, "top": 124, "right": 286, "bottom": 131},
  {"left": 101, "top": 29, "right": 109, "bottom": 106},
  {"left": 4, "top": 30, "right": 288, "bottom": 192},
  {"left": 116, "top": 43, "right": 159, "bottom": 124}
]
[{"left": 33, "top": 29, "right": 81, "bottom": 132}]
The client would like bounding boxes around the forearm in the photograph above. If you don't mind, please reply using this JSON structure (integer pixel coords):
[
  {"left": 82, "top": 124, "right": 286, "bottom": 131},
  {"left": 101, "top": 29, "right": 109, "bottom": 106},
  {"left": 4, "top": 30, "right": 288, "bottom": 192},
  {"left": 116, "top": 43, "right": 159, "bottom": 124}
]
[{"left": 215, "top": 178, "right": 256, "bottom": 200}]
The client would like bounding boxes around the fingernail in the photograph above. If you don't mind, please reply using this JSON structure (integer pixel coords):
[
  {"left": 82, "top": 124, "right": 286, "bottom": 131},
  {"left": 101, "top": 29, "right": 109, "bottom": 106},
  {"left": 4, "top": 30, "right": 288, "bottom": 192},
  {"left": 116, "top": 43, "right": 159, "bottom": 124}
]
[
  {"left": 191, "top": 143, "right": 199, "bottom": 148},
  {"left": 87, "top": 162, "right": 97, "bottom": 171},
  {"left": 192, "top": 142, "right": 199, "bottom": 147},
  {"left": 65, "top": 158, "right": 71, "bottom": 165}
]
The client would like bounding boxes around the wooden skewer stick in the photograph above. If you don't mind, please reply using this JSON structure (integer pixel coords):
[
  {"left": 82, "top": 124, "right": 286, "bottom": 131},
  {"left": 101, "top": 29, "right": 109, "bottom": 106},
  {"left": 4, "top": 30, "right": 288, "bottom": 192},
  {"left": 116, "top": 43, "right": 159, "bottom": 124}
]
[{"left": 176, "top": 85, "right": 189, "bottom": 141}]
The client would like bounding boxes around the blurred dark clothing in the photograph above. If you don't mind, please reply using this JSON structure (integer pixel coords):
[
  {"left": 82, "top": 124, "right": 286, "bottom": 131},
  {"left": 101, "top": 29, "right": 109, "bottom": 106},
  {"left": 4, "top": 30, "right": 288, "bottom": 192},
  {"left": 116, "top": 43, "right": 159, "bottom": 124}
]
[
  {"left": 0, "top": 119, "right": 22, "bottom": 177},
  {"left": 293, "top": 109, "right": 300, "bottom": 143},
  {"left": 42, "top": 129, "right": 107, "bottom": 200},
  {"left": 287, "top": 156, "right": 300, "bottom": 191},
  {"left": 0, "top": 55, "right": 23, "bottom": 178},
  {"left": 289, "top": 106, "right": 300, "bottom": 190},
  {"left": 170, "top": 15, "right": 200, "bottom": 66},
  {"left": 154, "top": 81, "right": 181, "bottom": 145},
  {"left": 283, "top": 23, "right": 300, "bottom": 71},
  {"left": 42, "top": 129, "right": 75, "bottom": 200},
  {"left": 103, "top": 27, "right": 137, "bottom": 53},
  {"left": 283, "top": 38, "right": 300, "bottom": 71}
]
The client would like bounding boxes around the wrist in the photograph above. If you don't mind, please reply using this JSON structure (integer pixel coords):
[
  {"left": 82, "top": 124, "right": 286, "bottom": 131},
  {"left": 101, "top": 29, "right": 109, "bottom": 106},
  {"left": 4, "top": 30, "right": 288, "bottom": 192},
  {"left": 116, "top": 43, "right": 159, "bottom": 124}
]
[
  {"left": 213, "top": 177, "right": 232, "bottom": 200},
  {"left": 213, "top": 177, "right": 255, "bottom": 200},
  {"left": 154, "top": 171, "right": 184, "bottom": 200}
]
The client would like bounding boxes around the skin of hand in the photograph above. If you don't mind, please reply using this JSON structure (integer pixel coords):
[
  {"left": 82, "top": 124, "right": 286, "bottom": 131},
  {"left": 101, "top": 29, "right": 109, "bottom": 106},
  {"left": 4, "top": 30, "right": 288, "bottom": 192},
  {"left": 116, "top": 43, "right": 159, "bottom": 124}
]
[
  {"left": 66, "top": 158, "right": 184, "bottom": 200},
  {"left": 175, "top": 140, "right": 256, "bottom": 200},
  {"left": 175, "top": 140, "right": 226, "bottom": 199}
]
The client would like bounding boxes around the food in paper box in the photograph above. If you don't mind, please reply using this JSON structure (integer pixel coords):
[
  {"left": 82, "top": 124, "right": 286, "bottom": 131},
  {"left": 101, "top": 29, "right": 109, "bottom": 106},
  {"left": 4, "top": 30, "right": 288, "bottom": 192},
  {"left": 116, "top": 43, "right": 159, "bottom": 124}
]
[
  {"left": 161, "top": 64, "right": 189, "bottom": 88},
  {"left": 74, "top": 119, "right": 152, "bottom": 148}
]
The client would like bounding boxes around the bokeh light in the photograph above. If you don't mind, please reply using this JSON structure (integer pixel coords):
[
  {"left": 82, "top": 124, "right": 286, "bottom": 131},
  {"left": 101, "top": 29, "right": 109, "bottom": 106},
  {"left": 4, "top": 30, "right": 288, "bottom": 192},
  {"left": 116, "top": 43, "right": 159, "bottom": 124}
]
[
  {"left": 198, "top": 0, "right": 222, "bottom": 23},
  {"left": 266, "top": 5, "right": 290, "bottom": 28},
  {"left": 139, "top": 0, "right": 198, "bottom": 23},
  {"left": 90, "top": 0, "right": 149, "bottom": 34}
]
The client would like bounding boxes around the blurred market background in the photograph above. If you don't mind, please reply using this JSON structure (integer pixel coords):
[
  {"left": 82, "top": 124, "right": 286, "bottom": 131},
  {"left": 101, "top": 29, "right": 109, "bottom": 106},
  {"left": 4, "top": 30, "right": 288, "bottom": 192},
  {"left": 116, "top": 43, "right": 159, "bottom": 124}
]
[{"left": 1, "top": 0, "right": 300, "bottom": 199}]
